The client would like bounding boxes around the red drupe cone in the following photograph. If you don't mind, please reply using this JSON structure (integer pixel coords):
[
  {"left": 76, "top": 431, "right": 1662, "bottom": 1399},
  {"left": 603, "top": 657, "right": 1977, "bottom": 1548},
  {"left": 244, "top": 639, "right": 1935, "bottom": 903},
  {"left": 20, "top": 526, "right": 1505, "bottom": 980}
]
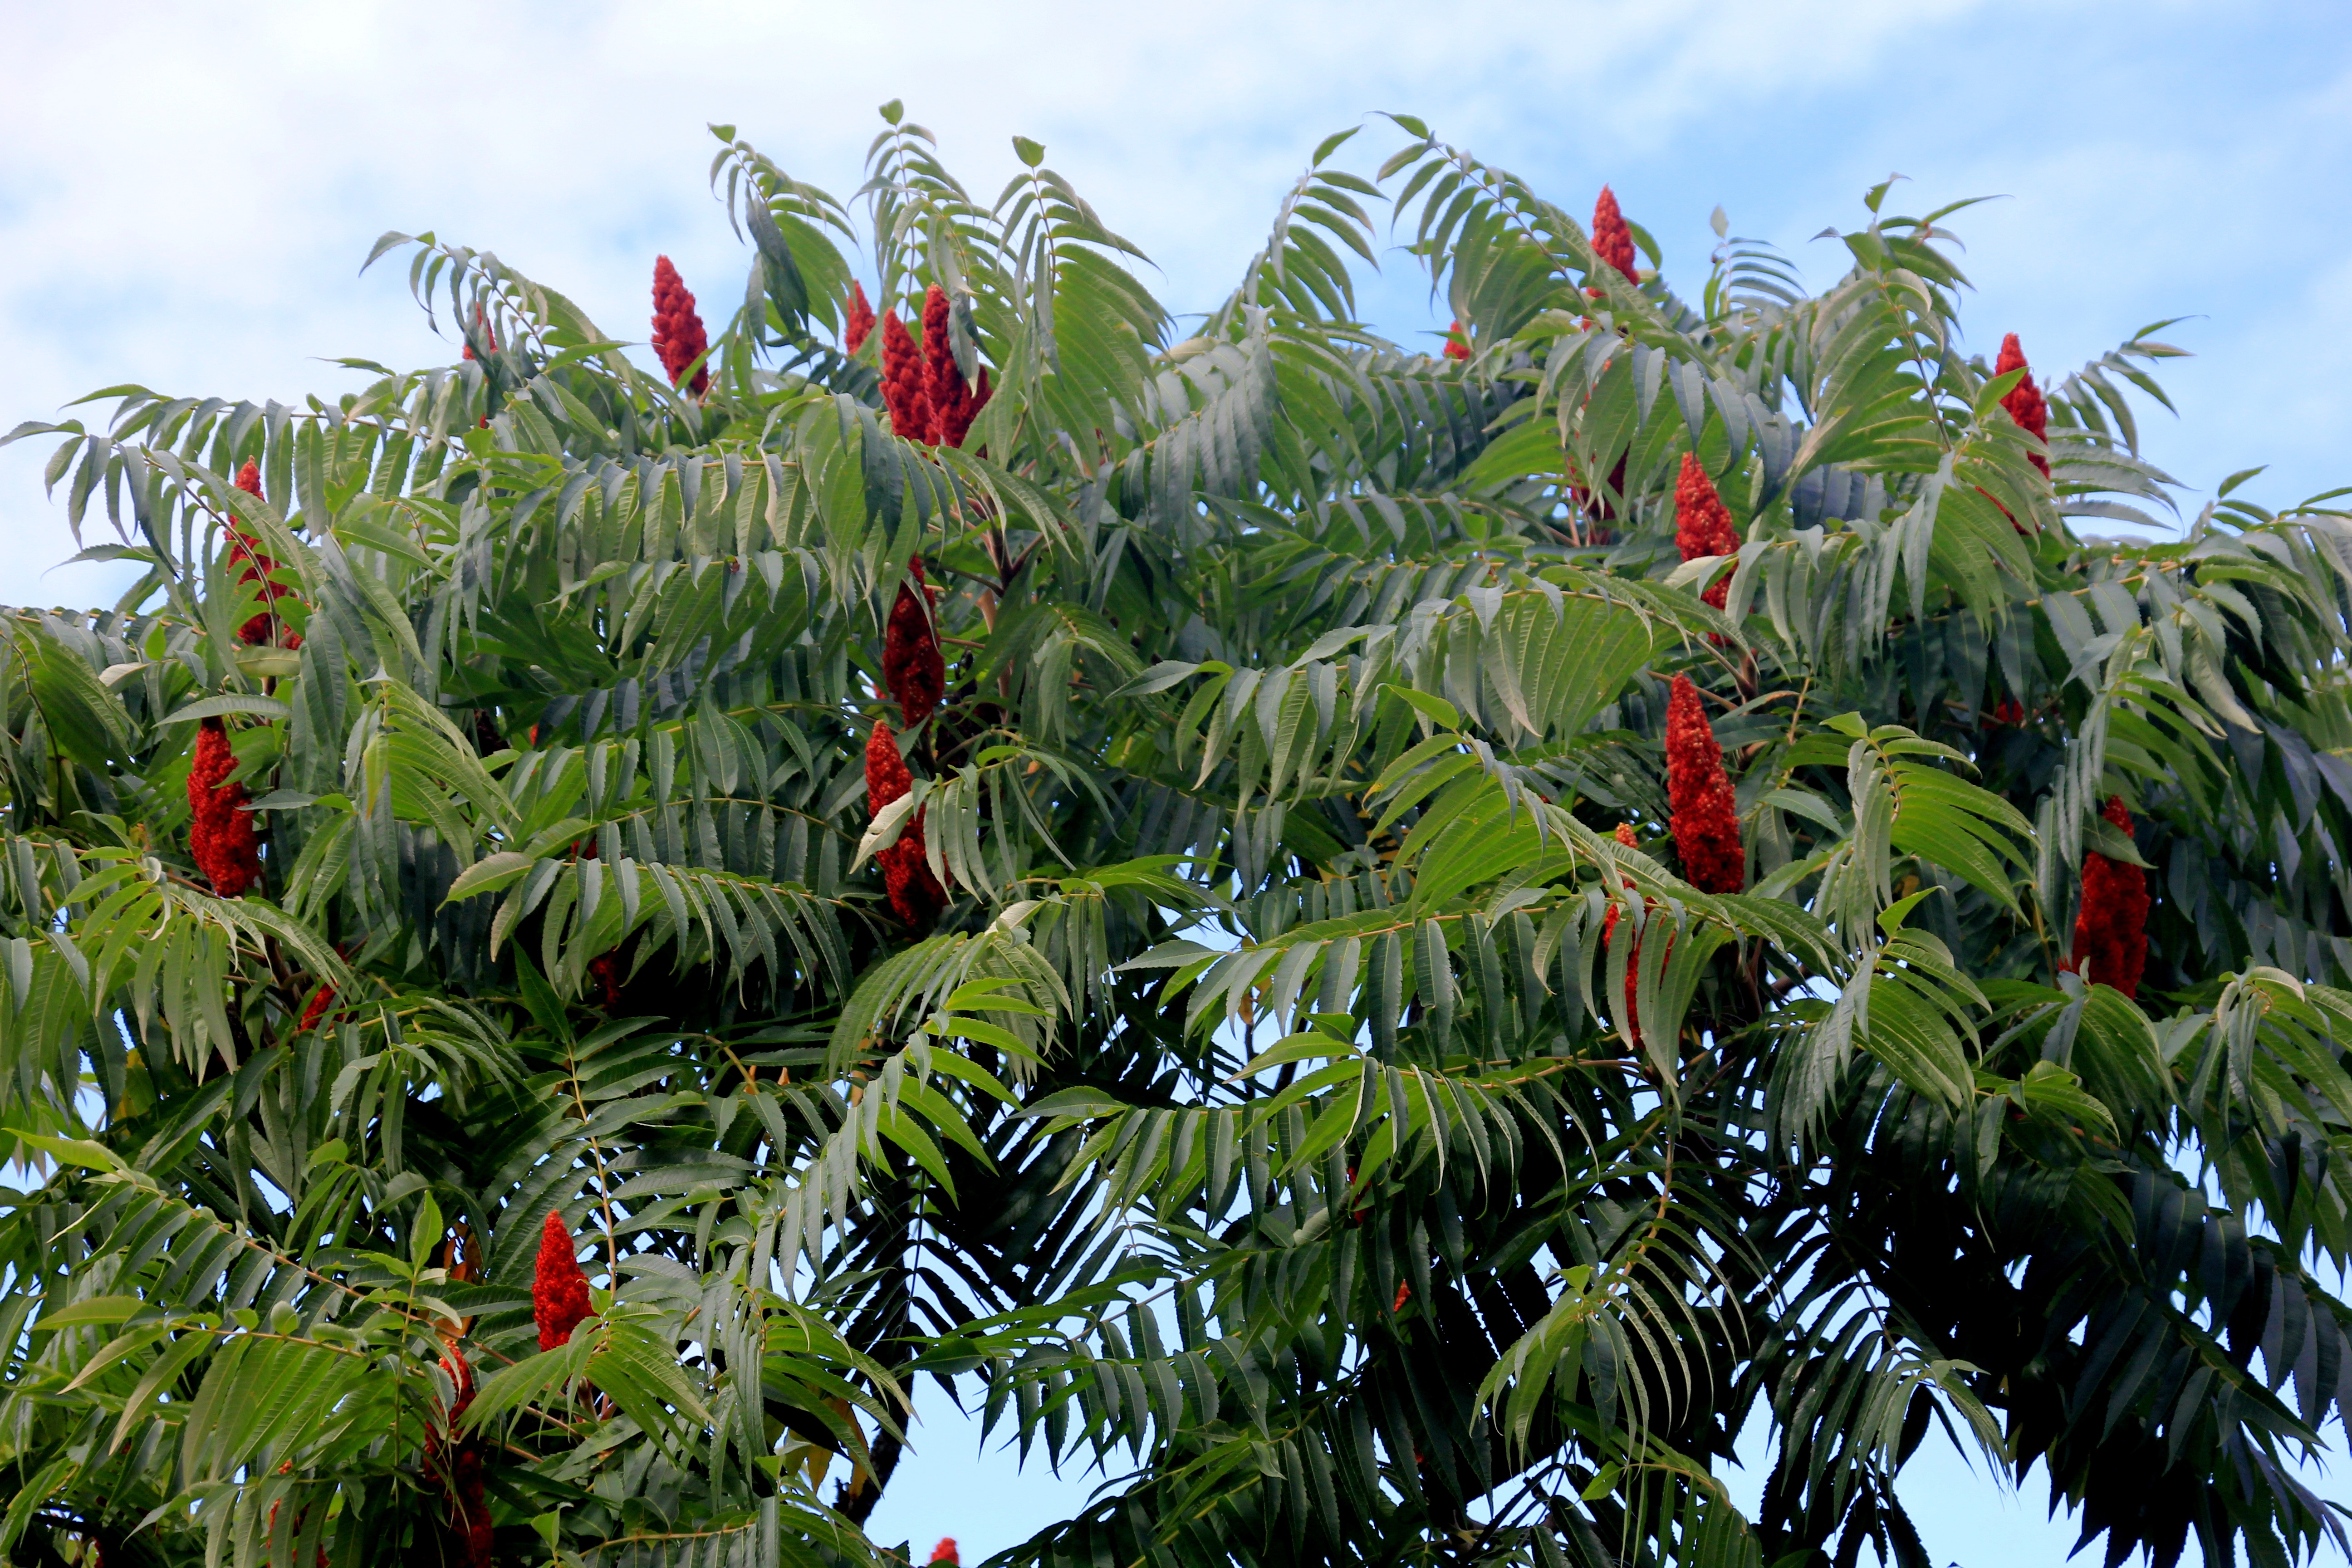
[
  {"left": 1665, "top": 675, "right": 1744, "bottom": 894},
  {"left": 919, "top": 287, "right": 990, "bottom": 450},
  {"left": 461, "top": 305, "right": 495, "bottom": 361},
  {"left": 533, "top": 1210, "right": 593, "bottom": 1352},
  {"left": 845, "top": 281, "right": 877, "bottom": 354},
  {"left": 228, "top": 459, "right": 306, "bottom": 647},
  {"left": 1445, "top": 320, "right": 1471, "bottom": 362},
  {"left": 930, "top": 1541, "right": 960, "bottom": 1566},
  {"left": 866, "top": 718, "right": 911, "bottom": 815},
  {"left": 187, "top": 719, "right": 263, "bottom": 896},
  {"left": 866, "top": 719, "right": 945, "bottom": 926},
  {"left": 922, "top": 285, "right": 969, "bottom": 447},
  {"left": 588, "top": 952, "right": 623, "bottom": 1010},
  {"left": 2068, "top": 795, "right": 2150, "bottom": 999},
  {"left": 298, "top": 983, "right": 337, "bottom": 1033},
  {"left": 225, "top": 463, "right": 276, "bottom": 592},
  {"left": 1994, "top": 333, "right": 2050, "bottom": 479},
  {"left": 651, "top": 255, "right": 711, "bottom": 396},
  {"left": 1592, "top": 186, "right": 1639, "bottom": 286},
  {"left": 883, "top": 558, "right": 946, "bottom": 726},
  {"left": 880, "top": 310, "right": 932, "bottom": 444},
  {"left": 1602, "top": 823, "right": 1644, "bottom": 1044},
  {"left": 1673, "top": 453, "right": 1741, "bottom": 611},
  {"left": 955, "top": 368, "right": 993, "bottom": 450},
  {"left": 884, "top": 814, "right": 946, "bottom": 925}
]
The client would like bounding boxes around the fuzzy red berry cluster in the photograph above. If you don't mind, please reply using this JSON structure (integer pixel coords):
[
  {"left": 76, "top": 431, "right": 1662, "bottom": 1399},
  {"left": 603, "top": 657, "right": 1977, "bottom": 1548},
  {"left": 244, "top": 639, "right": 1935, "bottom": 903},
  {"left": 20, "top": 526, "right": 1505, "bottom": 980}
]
[
  {"left": 922, "top": 285, "right": 994, "bottom": 448},
  {"left": 226, "top": 460, "right": 303, "bottom": 648},
  {"left": 297, "top": 982, "right": 338, "bottom": 1032},
  {"left": 1591, "top": 186, "right": 1639, "bottom": 287},
  {"left": 1665, "top": 675, "right": 1744, "bottom": 895},
  {"left": 187, "top": 718, "right": 263, "bottom": 896},
  {"left": 867, "top": 718, "right": 946, "bottom": 926},
  {"left": 588, "top": 951, "right": 624, "bottom": 1009},
  {"left": 882, "top": 558, "right": 946, "bottom": 728},
  {"left": 1994, "top": 333, "right": 2050, "bottom": 478},
  {"left": 2068, "top": 795, "right": 2150, "bottom": 999},
  {"left": 1673, "top": 454, "right": 1740, "bottom": 612},
  {"left": 844, "top": 281, "right": 877, "bottom": 355},
  {"left": 533, "top": 1210, "right": 593, "bottom": 1352},
  {"left": 1601, "top": 823, "right": 1647, "bottom": 1044},
  {"left": 880, "top": 310, "right": 931, "bottom": 441},
  {"left": 460, "top": 304, "right": 494, "bottom": 361},
  {"left": 869, "top": 284, "right": 994, "bottom": 447},
  {"left": 651, "top": 255, "right": 711, "bottom": 396},
  {"left": 1444, "top": 320, "right": 1471, "bottom": 362},
  {"left": 1564, "top": 186, "right": 1641, "bottom": 528},
  {"left": 460, "top": 307, "right": 498, "bottom": 424},
  {"left": 930, "top": 1540, "right": 960, "bottom": 1565},
  {"left": 867, "top": 554, "right": 951, "bottom": 925}
]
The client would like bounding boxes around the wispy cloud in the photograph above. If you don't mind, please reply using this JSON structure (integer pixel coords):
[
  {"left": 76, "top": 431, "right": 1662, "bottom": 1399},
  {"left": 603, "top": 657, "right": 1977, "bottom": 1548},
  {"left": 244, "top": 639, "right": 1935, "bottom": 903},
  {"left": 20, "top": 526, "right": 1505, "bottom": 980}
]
[{"left": 2, "top": 0, "right": 2341, "bottom": 608}]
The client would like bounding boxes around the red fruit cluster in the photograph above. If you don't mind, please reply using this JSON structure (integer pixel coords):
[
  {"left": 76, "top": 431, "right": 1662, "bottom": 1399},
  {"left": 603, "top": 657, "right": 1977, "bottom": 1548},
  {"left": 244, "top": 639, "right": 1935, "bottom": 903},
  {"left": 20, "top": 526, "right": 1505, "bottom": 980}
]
[
  {"left": 1985, "top": 698, "right": 2027, "bottom": 727},
  {"left": 1665, "top": 675, "right": 1744, "bottom": 894},
  {"left": 930, "top": 1541, "right": 960, "bottom": 1566},
  {"left": 1601, "top": 823, "right": 1646, "bottom": 1044},
  {"left": 867, "top": 720, "right": 912, "bottom": 817},
  {"left": 867, "top": 720, "right": 946, "bottom": 926},
  {"left": 883, "top": 558, "right": 946, "bottom": 728},
  {"left": 2068, "top": 795, "right": 2150, "bottom": 999},
  {"left": 1673, "top": 454, "right": 1741, "bottom": 612},
  {"left": 1591, "top": 186, "right": 1639, "bottom": 286},
  {"left": 651, "top": 255, "right": 711, "bottom": 397},
  {"left": 461, "top": 308, "right": 498, "bottom": 425},
  {"left": 920, "top": 286, "right": 990, "bottom": 448},
  {"left": 461, "top": 304, "right": 495, "bottom": 361},
  {"left": 920, "top": 288, "right": 958, "bottom": 440},
  {"left": 588, "top": 952, "right": 623, "bottom": 1009},
  {"left": 227, "top": 460, "right": 301, "bottom": 647},
  {"left": 533, "top": 1210, "right": 593, "bottom": 1352},
  {"left": 298, "top": 983, "right": 338, "bottom": 1033},
  {"left": 880, "top": 310, "right": 931, "bottom": 442},
  {"left": 1994, "top": 333, "right": 2050, "bottom": 478},
  {"left": 845, "top": 281, "right": 877, "bottom": 354},
  {"left": 188, "top": 718, "right": 263, "bottom": 896},
  {"left": 1444, "top": 320, "right": 1471, "bottom": 362}
]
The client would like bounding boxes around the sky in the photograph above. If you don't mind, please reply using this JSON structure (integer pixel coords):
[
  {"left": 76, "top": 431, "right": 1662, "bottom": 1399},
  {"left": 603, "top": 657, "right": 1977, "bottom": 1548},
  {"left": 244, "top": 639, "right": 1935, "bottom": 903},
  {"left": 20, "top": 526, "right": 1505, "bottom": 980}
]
[{"left": 4, "top": 0, "right": 2349, "bottom": 1561}]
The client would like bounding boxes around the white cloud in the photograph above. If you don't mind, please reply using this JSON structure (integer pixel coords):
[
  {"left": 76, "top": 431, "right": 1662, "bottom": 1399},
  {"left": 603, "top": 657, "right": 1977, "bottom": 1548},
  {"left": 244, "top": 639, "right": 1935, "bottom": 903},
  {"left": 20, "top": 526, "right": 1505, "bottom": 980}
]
[{"left": 3, "top": 0, "right": 2340, "bottom": 611}]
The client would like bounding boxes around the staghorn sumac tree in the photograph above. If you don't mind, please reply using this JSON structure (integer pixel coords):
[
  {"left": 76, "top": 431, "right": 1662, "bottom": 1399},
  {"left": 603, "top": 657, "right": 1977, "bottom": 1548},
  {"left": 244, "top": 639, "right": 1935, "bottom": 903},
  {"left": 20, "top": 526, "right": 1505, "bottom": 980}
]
[{"left": 2, "top": 99, "right": 2350, "bottom": 1568}]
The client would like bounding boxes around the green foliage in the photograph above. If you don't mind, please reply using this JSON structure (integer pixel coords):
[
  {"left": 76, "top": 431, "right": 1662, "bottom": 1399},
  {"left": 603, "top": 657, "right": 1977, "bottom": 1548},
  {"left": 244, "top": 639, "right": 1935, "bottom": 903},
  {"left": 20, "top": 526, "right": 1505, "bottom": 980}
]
[{"left": 3, "top": 107, "right": 2351, "bottom": 1568}]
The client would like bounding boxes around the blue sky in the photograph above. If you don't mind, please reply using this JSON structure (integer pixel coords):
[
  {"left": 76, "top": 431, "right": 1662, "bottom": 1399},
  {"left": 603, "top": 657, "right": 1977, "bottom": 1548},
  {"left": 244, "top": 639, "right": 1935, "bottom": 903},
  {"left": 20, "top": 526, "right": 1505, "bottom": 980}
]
[{"left": 3, "top": 0, "right": 2347, "bottom": 1560}]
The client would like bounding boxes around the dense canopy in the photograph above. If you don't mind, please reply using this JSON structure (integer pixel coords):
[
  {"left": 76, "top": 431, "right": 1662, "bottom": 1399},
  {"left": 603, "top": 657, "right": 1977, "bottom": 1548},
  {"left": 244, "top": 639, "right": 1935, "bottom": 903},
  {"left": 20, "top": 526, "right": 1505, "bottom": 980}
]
[{"left": 4, "top": 103, "right": 2351, "bottom": 1568}]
